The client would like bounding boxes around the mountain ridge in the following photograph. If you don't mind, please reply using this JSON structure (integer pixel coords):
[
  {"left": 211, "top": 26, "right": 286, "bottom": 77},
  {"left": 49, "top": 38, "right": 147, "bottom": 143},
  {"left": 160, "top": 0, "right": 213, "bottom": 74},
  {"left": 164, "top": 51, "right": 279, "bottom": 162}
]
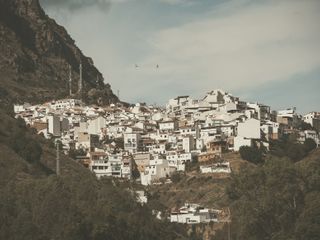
[{"left": 0, "top": 0, "right": 119, "bottom": 107}]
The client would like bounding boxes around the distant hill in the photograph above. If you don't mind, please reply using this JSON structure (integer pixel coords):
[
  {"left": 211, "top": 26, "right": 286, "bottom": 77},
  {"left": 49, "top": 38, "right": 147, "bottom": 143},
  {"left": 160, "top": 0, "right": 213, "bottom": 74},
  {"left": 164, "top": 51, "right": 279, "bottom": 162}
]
[{"left": 0, "top": 0, "right": 118, "bottom": 106}]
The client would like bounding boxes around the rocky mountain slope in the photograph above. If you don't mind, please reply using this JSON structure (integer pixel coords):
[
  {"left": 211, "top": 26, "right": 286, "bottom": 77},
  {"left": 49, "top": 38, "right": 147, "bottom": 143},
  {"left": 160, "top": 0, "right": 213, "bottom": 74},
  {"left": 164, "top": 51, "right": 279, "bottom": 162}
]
[{"left": 0, "top": 0, "right": 118, "bottom": 106}]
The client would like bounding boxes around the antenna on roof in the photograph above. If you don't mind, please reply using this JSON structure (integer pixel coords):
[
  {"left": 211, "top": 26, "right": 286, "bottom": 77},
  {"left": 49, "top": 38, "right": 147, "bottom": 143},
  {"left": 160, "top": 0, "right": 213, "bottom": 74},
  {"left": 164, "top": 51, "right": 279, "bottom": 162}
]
[
  {"left": 78, "top": 61, "right": 82, "bottom": 96},
  {"left": 69, "top": 64, "right": 72, "bottom": 96},
  {"left": 96, "top": 75, "right": 99, "bottom": 86}
]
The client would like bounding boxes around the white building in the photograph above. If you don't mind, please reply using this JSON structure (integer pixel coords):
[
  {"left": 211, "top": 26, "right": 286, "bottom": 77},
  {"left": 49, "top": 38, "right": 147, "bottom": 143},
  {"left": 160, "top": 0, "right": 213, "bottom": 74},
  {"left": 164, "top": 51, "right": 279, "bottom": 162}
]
[
  {"left": 234, "top": 118, "right": 261, "bottom": 151},
  {"left": 14, "top": 103, "right": 31, "bottom": 113},
  {"left": 234, "top": 137, "right": 252, "bottom": 151},
  {"left": 299, "top": 130, "right": 319, "bottom": 146},
  {"left": 89, "top": 151, "right": 109, "bottom": 179},
  {"left": 87, "top": 116, "right": 106, "bottom": 135},
  {"left": 90, "top": 152, "right": 131, "bottom": 179},
  {"left": 182, "top": 136, "right": 195, "bottom": 153},
  {"left": 166, "top": 96, "right": 190, "bottom": 113},
  {"left": 136, "top": 191, "right": 148, "bottom": 205},
  {"left": 303, "top": 112, "right": 320, "bottom": 131},
  {"left": 166, "top": 152, "right": 192, "bottom": 171},
  {"left": 76, "top": 132, "right": 100, "bottom": 150},
  {"left": 47, "top": 115, "right": 61, "bottom": 136},
  {"left": 196, "top": 139, "right": 204, "bottom": 150},
  {"left": 49, "top": 99, "right": 83, "bottom": 110},
  {"left": 149, "top": 143, "right": 166, "bottom": 155},
  {"left": 124, "top": 133, "right": 141, "bottom": 153},
  {"left": 140, "top": 156, "right": 175, "bottom": 185},
  {"left": 170, "top": 203, "right": 219, "bottom": 224},
  {"left": 200, "top": 162, "right": 231, "bottom": 174},
  {"left": 159, "top": 120, "right": 177, "bottom": 132},
  {"left": 237, "top": 118, "right": 260, "bottom": 139}
]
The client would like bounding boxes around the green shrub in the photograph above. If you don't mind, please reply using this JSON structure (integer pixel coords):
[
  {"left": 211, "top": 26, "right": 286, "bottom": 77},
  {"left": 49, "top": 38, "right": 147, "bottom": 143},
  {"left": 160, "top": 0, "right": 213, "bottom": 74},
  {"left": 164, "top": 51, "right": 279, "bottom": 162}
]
[
  {"left": 304, "top": 138, "right": 317, "bottom": 153},
  {"left": 239, "top": 145, "right": 264, "bottom": 164}
]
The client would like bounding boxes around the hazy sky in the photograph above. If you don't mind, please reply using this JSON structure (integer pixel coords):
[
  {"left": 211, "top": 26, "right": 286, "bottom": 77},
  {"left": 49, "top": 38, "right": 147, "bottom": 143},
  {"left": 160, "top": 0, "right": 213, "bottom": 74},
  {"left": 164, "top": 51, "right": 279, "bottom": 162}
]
[{"left": 40, "top": 0, "right": 320, "bottom": 113}]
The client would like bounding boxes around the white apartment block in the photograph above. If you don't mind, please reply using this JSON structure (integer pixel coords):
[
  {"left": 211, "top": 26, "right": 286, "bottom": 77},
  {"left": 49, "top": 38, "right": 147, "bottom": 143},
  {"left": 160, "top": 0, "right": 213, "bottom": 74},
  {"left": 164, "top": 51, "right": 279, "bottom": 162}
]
[
  {"left": 124, "top": 133, "right": 141, "bottom": 153},
  {"left": 140, "top": 157, "right": 175, "bottom": 185},
  {"left": 166, "top": 152, "right": 192, "bottom": 171}
]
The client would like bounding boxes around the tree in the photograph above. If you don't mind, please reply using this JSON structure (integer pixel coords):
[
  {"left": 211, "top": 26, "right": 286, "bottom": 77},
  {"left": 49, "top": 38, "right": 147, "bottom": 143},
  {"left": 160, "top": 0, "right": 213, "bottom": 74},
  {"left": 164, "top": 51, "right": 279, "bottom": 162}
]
[
  {"left": 286, "top": 143, "right": 306, "bottom": 162},
  {"left": 131, "top": 160, "right": 140, "bottom": 180},
  {"left": 239, "top": 145, "right": 264, "bottom": 164},
  {"left": 21, "top": 139, "right": 42, "bottom": 163},
  {"left": 270, "top": 134, "right": 316, "bottom": 162},
  {"left": 170, "top": 171, "right": 184, "bottom": 183},
  {"left": 225, "top": 158, "right": 305, "bottom": 239},
  {"left": 298, "top": 121, "right": 314, "bottom": 131},
  {"left": 8, "top": 130, "right": 42, "bottom": 164},
  {"left": 304, "top": 138, "right": 317, "bottom": 153}
]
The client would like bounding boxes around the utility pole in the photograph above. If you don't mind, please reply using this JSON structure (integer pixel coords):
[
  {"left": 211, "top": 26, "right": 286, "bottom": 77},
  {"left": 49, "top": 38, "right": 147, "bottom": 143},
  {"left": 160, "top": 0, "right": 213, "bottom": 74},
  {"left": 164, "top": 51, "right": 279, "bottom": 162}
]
[
  {"left": 56, "top": 141, "right": 60, "bottom": 176},
  {"left": 227, "top": 207, "right": 231, "bottom": 240}
]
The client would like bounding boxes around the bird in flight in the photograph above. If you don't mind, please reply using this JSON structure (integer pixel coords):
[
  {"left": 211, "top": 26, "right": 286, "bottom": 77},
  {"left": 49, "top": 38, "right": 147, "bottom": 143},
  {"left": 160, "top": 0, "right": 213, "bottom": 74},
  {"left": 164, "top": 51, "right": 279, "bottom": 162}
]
[
  {"left": 156, "top": 64, "right": 159, "bottom": 68},
  {"left": 135, "top": 64, "right": 139, "bottom": 68}
]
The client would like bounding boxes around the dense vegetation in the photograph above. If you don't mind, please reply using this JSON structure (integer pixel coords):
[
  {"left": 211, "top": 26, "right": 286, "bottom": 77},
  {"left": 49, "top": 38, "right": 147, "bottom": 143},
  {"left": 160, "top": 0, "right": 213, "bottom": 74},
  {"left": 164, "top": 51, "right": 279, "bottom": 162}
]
[
  {"left": 0, "top": 174, "right": 192, "bottom": 240},
  {"left": 270, "top": 135, "right": 317, "bottom": 162},
  {"left": 217, "top": 139, "right": 320, "bottom": 240},
  {"left": 239, "top": 144, "right": 265, "bottom": 165},
  {"left": 239, "top": 136, "right": 317, "bottom": 164}
]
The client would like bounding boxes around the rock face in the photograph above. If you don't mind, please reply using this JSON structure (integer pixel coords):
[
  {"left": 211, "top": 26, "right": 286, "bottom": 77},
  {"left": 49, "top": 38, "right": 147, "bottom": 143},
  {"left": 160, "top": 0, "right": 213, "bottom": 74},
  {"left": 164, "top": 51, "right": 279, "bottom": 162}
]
[{"left": 0, "top": 0, "right": 119, "bottom": 106}]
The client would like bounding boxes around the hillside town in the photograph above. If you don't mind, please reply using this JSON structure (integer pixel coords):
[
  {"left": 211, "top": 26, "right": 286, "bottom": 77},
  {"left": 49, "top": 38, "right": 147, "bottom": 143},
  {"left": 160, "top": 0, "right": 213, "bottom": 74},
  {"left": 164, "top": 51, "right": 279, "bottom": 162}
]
[{"left": 14, "top": 89, "right": 320, "bottom": 187}]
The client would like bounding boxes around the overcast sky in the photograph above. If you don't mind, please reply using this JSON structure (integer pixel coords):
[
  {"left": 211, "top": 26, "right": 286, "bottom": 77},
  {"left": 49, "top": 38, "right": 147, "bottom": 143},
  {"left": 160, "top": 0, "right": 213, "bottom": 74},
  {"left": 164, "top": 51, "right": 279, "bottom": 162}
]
[{"left": 40, "top": 0, "right": 320, "bottom": 113}]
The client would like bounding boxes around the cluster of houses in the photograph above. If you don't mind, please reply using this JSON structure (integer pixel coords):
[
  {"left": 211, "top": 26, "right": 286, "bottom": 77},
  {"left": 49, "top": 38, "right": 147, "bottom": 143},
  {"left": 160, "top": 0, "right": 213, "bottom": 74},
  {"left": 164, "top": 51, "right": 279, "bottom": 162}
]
[{"left": 14, "top": 89, "right": 320, "bottom": 185}]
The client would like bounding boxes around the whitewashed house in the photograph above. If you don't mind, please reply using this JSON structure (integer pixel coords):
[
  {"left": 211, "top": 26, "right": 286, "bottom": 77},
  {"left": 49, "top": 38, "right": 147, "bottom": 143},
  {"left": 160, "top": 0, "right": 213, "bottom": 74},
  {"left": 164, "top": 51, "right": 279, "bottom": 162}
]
[
  {"left": 124, "top": 132, "right": 141, "bottom": 153},
  {"left": 182, "top": 136, "right": 195, "bottom": 153},
  {"left": 47, "top": 115, "right": 61, "bottom": 137},
  {"left": 87, "top": 116, "right": 106, "bottom": 135},
  {"left": 234, "top": 118, "right": 261, "bottom": 151},
  {"left": 159, "top": 119, "right": 178, "bottom": 132},
  {"left": 166, "top": 152, "right": 192, "bottom": 171},
  {"left": 303, "top": 112, "right": 320, "bottom": 131},
  {"left": 49, "top": 99, "right": 83, "bottom": 110},
  {"left": 14, "top": 103, "right": 31, "bottom": 113},
  {"left": 90, "top": 152, "right": 131, "bottom": 179},
  {"left": 140, "top": 156, "right": 175, "bottom": 185},
  {"left": 136, "top": 191, "right": 148, "bottom": 205},
  {"left": 170, "top": 203, "right": 219, "bottom": 224},
  {"left": 200, "top": 162, "right": 231, "bottom": 174}
]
